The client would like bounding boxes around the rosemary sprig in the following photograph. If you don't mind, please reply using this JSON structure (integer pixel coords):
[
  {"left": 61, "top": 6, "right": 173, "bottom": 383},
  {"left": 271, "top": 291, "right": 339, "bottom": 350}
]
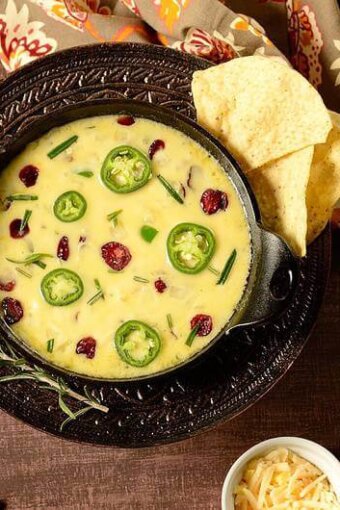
[
  {"left": 208, "top": 265, "right": 220, "bottom": 276},
  {"left": 6, "top": 253, "right": 53, "bottom": 266},
  {"left": 60, "top": 406, "right": 93, "bottom": 432},
  {"left": 77, "top": 170, "right": 94, "bottom": 178},
  {"left": 133, "top": 276, "right": 149, "bottom": 284},
  {"left": 19, "top": 210, "right": 32, "bottom": 233},
  {"left": 48, "top": 135, "right": 78, "bottom": 159},
  {"left": 47, "top": 338, "right": 54, "bottom": 353},
  {"left": 185, "top": 324, "right": 200, "bottom": 347},
  {"left": 87, "top": 279, "right": 104, "bottom": 305},
  {"left": 157, "top": 175, "right": 184, "bottom": 204},
  {"left": 15, "top": 267, "right": 32, "bottom": 278},
  {"left": 6, "top": 194, "right": 38, "bottom": 202},
  {"left": 0, "top": 340, "right": 109, "bottom": 430},
  {"left": 217, "top": 249, "right": 237, "bottom": 285},
  {"left": 107, "top": 209, "right": 123, "bottom": 227}
]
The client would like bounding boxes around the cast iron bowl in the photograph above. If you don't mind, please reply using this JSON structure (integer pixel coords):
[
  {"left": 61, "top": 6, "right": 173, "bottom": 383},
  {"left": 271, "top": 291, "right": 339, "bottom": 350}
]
[{"left": 0, "top": 99, "right": 297, "bottom": 382}]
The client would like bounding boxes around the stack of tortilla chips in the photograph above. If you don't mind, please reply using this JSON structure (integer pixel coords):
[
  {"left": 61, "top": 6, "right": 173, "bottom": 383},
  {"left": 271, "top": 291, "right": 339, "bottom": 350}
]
[{"left": 192, "top": 56, "right": 340, "bottom": 256}]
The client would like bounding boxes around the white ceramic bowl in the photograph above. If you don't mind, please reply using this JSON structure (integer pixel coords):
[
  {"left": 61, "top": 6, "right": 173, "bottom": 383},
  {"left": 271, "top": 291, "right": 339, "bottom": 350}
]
[{"left": 221, "top": 437, "right": 340, "bottom": 510}]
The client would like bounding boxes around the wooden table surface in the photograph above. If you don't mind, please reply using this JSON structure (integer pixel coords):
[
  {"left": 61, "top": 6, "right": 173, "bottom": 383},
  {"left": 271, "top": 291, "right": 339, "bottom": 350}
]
[{"left": 0, "top": 233, "right": 338, "bottom": 510}]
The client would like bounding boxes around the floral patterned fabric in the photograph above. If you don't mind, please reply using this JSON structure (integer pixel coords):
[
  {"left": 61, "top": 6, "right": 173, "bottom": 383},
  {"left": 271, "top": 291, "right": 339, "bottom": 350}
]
[
  {"left": 0, "top": 0, "right": 339, "bottom": 110},
  {"left": 0, "top": 0, "right": 339, "bottom": 214}
]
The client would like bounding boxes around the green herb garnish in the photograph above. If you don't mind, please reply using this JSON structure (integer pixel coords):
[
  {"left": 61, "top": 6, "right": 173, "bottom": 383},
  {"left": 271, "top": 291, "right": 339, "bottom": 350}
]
[
  {"left": 48, "top": 135, "right": 78, "bottom": 159},
  {"left": 217, "top": 249, "right": 237, "bottom": 285},
  {"left": 157, "top": 175, "right": 184, "bottom": 204},
  {"left": 185, "top": 324, "right": 200, "bottom": 347},
  {"left": 166, "top": 313, "right": 177, "bottom": 338},
  {"left": 6, "top": 194, "right": 38, "bottom": 202},
  {"left": 0, "top": 340, "right": 109, "bottom": 432},
  {"left": 87, "top": 279, "right": 104, "bottom": 305},
  {"left": 15, "top": 267, "right": 32, "bottom": 278},
  {"left": 47, "top": 338, "right": 54, "bottom": 353},
  {"left": 19, "top": 210, "right": 32, "bottom": 233},
  {"left": 167, "top": 313, "right": 173, "bottom": 330},
  {"left": 33, "top": 260, "right": 46, "bottom": 270},
  {"left": 77, "top": 170, "right": 94, "bottom": 178},
  {"left": 133, "top": 276, "right": 149, "bottom": 284},
  {"left": 6, "top": 253, "right": 53, "bottom": 266},
  {"left": 208, "top": 265, "right": 220, "bottom": 276},
  {"left": 107, "top": 209, "right": 123, "bottom": 226},
  {"left": 141, "top": 225, "right": 159, "bottom": 243}
]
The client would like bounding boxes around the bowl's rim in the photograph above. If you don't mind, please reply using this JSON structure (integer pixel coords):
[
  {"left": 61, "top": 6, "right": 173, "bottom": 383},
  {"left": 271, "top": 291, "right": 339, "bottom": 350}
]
[
  {"left": 0, "top": 98, "right": 271, "bottom": 383},
  {"left": 221, "top": 436, "right": 340, "bottom": 510}
]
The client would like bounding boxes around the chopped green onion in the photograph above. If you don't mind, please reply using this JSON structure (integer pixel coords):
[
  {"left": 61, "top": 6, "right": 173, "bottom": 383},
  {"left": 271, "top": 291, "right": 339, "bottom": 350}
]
[
  {"left": 47, "top": 338, "right": 54, "bottom": 353},
  {"left": 6, "top": 253, "right": 53, "bottom": 266},
  {"left": 107, "top": 209, "right": 123, "bottom": 226},
  {"left": 157, "top": 175, "right": 184, "bottom": 204},
  {"left": 141, "top": 225, "right": 159, "bottom": 243},
  {"left": 15, "top": 267, "right": 32, "bottom": 278},
  {"left": 133, "top": 276, "right": 149, "bottom": 284},
  {"left": 6, "top": 194, "right": 38, "bottom": 202},
  {"left": 77, "top": 170, "right": 94, "bottom": 178},
  {"left": 185, "top": 324, "right": 200, "bottom": 347},
  {"left": 48, "top": 135, "right": 78, "bottom": 159},
  {"left": 19, "top": 210, "right": 32, "bottom": 233},
  {"left": 217, "top": 249, "right": 237, "bottom": 285},
  {"left": 208, "top": 265, "right": 220, "bottom": 276},
  {"left": 87, "top": 279, "right": 104, "bottom": 305}
]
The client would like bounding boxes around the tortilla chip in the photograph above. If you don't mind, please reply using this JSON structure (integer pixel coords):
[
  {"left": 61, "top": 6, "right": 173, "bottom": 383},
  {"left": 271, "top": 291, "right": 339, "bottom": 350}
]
[
  {"left": 306, "top": 111, "right": 340, "bottom": 243},
  {"left": 246, "top": 147, "right": 314, "bottom": 256},
  {"left": 192, "top": 56, "right": 331, "bottom": 171}
]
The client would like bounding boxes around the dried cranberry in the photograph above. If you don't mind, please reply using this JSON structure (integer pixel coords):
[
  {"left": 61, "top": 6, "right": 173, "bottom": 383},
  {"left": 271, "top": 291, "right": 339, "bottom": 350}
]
[
  {"left": 57, "top": 236, "right": 70, "bottom": 261},
  {"left": 101, "top": 242, "right": 131, "bottom": 271},
  {"left": 1, "top": 297, "right": 24, "bottom": 325},
  {"left": 9, "top": 218, "right": 30, "bottom": 239},
  {"left": 148, "top": 139, "right": 165, "bottom": 160},
  {"left": 190, "top": 314, "right": 213, "bottom": 337},
  {"left": 0, "top": 280, "right": 16, "bottom": 292},
  {"left": 76, "top": 337, "right": 96, "bottom": 359},
  {"left": 154, "top": 278, "right": 167, "bottom": 293},
  {"left": 19, "top": 165, "right": 39, "bottom": 187},
  {"left": 117, "top": 115, "right": 135, "bottom": 126},
  {"left": 200, "top": 189, "right": 228, "bottom": 215}
]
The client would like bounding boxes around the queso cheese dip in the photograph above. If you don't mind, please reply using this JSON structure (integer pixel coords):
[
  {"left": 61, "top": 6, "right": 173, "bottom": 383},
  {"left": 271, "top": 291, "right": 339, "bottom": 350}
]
[{"left": 0, "top": 115, "right": 251, "bottom": 379}]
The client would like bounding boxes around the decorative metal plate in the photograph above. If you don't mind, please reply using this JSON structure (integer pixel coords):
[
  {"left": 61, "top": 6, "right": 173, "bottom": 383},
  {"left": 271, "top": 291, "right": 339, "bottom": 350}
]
[{"left": 0, "top": 44, "right": 331, "bottom": 447}]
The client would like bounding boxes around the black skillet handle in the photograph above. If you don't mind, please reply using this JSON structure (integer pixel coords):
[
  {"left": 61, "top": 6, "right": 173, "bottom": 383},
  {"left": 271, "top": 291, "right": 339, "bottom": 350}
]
[{"left": 235, "top": 228, "right": 299, "bottom": 327}]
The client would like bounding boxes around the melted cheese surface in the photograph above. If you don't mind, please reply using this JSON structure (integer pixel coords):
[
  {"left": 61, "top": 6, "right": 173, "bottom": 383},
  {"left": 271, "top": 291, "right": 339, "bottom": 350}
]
[{"left": 0, "top": 116, "right": 251, "bottom": 379}]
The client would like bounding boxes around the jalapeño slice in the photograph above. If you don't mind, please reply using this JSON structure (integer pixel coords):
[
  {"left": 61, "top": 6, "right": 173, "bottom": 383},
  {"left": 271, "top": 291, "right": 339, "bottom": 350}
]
[
  {"left": 41, "top": 269, "right": 84, "bottom": 306},
  {"left": 101, "top": 145, "right": 151, "bottom": 193},
  {"left": 167, "top": 222, "right": 216, "bottom": 274},
  {"left": 54, "top": 191, "right": 87, "bottom": 222},
  {"left": 115, "top": 320, "right": 161, "bottom": 367}
]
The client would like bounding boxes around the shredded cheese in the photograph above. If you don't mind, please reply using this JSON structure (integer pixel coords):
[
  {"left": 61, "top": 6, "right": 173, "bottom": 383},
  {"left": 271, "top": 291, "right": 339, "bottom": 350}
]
[{"left": 234, "top": 448, "right": 340, "bottom": 510}]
